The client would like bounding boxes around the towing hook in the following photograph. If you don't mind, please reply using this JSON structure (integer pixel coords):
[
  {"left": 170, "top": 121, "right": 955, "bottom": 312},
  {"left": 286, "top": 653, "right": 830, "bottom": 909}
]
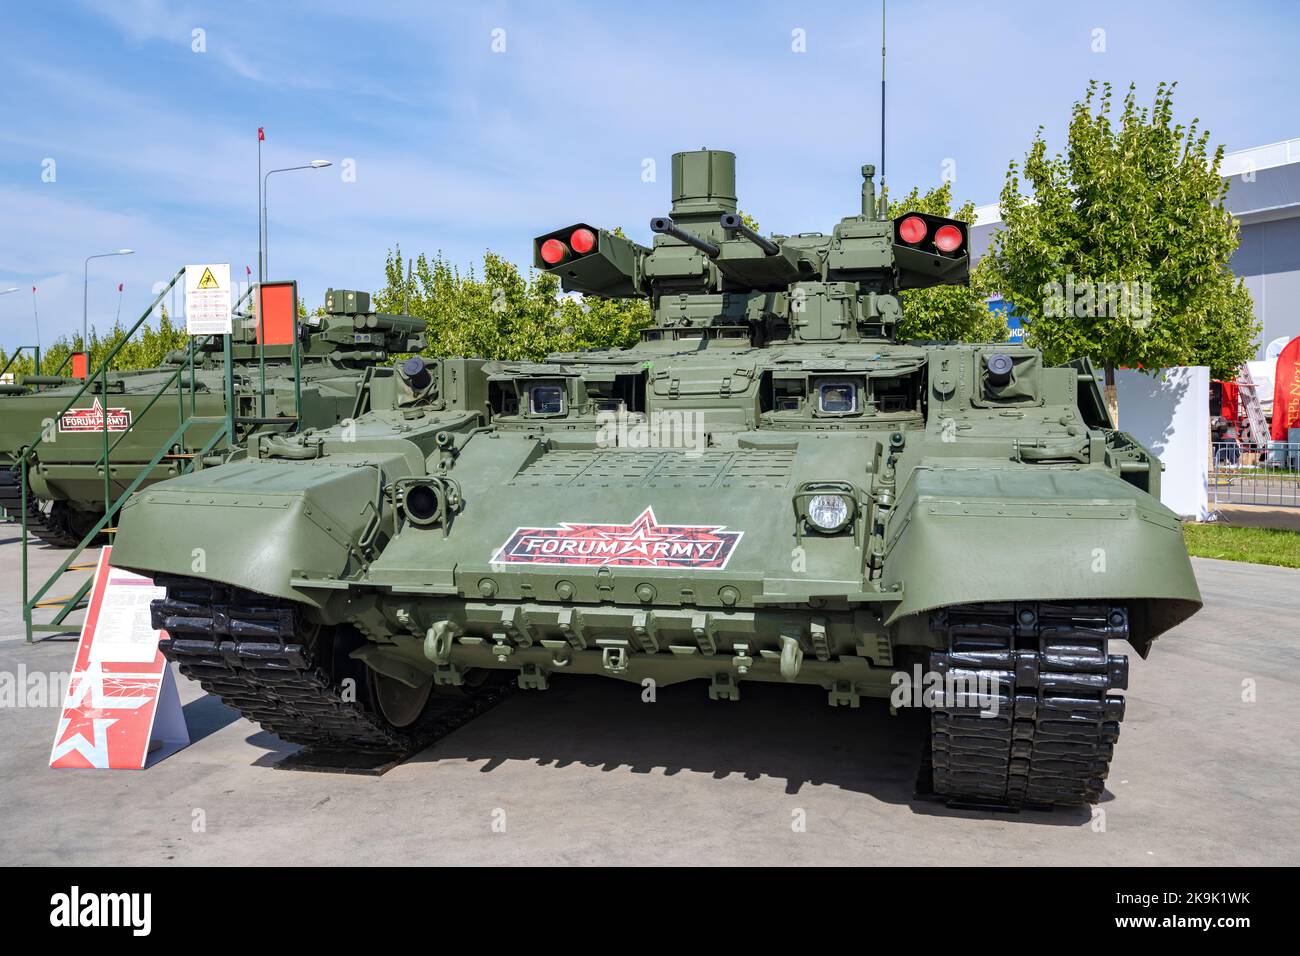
[
  {"left": 423, "top": 620, "right": 455, "bottom": 665},
  {"left": 779, "top": 634, "right": 804, "bottom": 681}
]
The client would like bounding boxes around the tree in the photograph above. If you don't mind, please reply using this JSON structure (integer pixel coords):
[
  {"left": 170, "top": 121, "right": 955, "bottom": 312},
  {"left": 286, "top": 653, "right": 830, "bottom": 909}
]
[
  {"left": 0, "top": 307, "right": 189, "bottom": 378},
  {"left": 887, "top": 183, "right": 1007, "bottom": 343},
  {"left": 374, "top": 245, "right": 650, "bottom": 361},
  {"left": 985, "top": 81, "right": 1258, "bottom": 419}
]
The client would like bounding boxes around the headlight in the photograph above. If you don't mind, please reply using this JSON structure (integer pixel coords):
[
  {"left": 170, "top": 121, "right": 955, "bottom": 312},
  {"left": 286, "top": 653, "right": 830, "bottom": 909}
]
[
  {"left": 806, "top": 494, "right": 853, "bottom": 533},
  {"left": 792, "top": 481, "right": 858, "bottom": 536}
]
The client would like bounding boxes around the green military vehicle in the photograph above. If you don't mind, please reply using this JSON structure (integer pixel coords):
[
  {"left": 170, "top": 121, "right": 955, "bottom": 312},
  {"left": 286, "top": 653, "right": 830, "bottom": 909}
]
[
  {"left": 0, "top": 290, "right": 424, "bottom": 546},
  {"left": 112, "top": 150, "right": 1201, "bottom": 808}
]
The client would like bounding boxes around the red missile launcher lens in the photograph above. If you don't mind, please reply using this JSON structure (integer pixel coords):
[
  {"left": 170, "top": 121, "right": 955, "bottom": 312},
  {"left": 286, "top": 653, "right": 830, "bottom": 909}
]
[
  {"left": 569, "top": 228, "right": 596, "bottom": 254},
  {"left": 897, "top": 215, "right": 927, "bottom": 245},
  {"left": 934, "top": 224, "right": 964, "bottom": 253},
  {"left": 540, "top": 238, "right": 569, "bottom": 265}
]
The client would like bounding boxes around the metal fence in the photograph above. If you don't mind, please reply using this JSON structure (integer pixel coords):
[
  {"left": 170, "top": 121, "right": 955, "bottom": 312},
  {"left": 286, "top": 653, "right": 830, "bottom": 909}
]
[{"left": 1210, "top": 441, "right": 1300, "bottom": 508}]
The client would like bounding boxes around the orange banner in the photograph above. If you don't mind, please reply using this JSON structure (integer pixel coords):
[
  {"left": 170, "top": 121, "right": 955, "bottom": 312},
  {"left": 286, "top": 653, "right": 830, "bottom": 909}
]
[{"left": 256, "top": 282, "right": 297, "bottom": 345}]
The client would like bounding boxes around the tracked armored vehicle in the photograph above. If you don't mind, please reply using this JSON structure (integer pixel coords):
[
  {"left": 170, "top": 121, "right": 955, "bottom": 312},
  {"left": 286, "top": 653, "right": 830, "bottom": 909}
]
[
  {"left": 111, "top": 151, "right": 1201, "bottom": 807},
  {"left": 0, "top": 290, "right": 424, "bottom": 546}
]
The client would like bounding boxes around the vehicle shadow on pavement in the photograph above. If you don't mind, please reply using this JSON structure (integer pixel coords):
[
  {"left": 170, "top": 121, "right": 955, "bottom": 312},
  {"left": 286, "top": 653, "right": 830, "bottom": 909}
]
[
  {"left": 182, "top": 692, "right": 243, "bottom": 744},
  {"left": 401, "top": 675, "right": 1094, "bottom": 826},
  {"left": 0, "top": 532, "right": 69, "bottom": 549}
]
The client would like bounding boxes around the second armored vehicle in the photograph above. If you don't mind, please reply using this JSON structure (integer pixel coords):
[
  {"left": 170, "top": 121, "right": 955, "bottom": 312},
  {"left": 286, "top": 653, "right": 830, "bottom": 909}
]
[{"left": 1, "top": 289, "right": 424, "bottom": 546}]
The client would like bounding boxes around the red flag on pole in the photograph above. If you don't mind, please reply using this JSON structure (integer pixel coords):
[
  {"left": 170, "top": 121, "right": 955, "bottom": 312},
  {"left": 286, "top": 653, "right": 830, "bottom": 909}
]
[
  {"left": 1272, "top": 337, "right": 1300, "bottom": 441},
  {"left": 258, "top": 127, "right": 265, "bottom": 141},
  {"left": 117, "top": 283, "right": 123, "bottom": 292}
]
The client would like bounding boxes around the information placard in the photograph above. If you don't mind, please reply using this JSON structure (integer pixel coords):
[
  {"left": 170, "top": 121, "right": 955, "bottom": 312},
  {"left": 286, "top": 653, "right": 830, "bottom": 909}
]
[
  {"left": 49, "top": 548, "right": 189, "bottom": 770},
  {"left": 184, "top": 262, "right": 232, "bottom": 335}
]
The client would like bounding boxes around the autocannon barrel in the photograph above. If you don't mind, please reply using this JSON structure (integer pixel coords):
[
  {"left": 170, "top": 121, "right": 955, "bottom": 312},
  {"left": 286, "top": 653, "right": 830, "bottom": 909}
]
[
  {"left": 18, "top": 375, "right": 78, "bottom": 387},
  {"left": 719, "top": 213, "right": 780, "bottom": 256},
  {"left": 650, "top": 216, "right": 720, "bottom": 258}
]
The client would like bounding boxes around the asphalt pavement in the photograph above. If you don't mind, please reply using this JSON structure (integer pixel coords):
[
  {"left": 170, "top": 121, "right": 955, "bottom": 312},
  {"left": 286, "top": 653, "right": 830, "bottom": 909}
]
[{"left": 1, "top": 529, "right": 1296, "bottom": 866}]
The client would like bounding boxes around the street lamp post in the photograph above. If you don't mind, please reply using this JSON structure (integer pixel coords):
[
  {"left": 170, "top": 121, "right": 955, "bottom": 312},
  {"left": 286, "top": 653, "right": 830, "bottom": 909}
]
[
  {"left": 1, "top": 288, "right": 18, "bottom": 349},
  {"left": 260, "top": 161, "right": 331, "bottom": 282},
  {"left": 256, "top": 161, "right": 330, "bottom": 419},
  {"left": 83, "top": 249, "right": 133, "bottom": 350}
]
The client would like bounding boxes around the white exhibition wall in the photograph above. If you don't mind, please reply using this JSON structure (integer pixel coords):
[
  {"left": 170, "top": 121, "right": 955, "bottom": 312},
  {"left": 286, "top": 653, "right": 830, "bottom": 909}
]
[{"left": 1115, "top": 367, "right": 1210, "bottom": 520}]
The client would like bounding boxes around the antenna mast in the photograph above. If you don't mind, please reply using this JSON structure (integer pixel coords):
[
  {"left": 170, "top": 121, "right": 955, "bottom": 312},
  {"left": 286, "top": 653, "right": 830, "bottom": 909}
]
[{"left": 879, "top": 0, "right": 887, "bottom": 216}]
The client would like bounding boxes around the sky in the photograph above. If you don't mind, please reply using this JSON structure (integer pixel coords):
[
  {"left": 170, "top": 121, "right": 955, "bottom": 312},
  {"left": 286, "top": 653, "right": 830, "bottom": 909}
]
[{"left": 1, "top": 0, "right": 1298, "bottom": 351}]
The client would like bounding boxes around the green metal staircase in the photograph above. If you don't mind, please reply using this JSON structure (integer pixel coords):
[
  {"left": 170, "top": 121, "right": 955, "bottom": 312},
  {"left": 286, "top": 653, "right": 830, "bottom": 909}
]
[{"left": 13, "top": 267, "right": 260, "bottom": 641}]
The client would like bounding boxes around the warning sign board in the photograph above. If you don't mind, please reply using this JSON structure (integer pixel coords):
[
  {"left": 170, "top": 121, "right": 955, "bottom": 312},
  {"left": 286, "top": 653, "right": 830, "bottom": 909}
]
[
  {"left": 49, "top": 548, "right": 189, "bottom": 770},
  {"left": 184, "top": 262, "right": 231, "bottom": 335}
]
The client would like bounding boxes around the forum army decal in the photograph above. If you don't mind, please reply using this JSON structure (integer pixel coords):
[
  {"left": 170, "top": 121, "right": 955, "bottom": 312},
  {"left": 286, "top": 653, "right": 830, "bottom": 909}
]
[
  {"left": 57, "top": 398, "right": 133, "bottom": 433},
  {"left": 491, "top": 507, "right": 743, "bottom": 569}
]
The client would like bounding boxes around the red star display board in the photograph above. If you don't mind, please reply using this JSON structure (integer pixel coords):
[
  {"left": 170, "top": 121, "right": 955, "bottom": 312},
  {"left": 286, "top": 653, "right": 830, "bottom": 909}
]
[{"left": 49, "top": 548, "right": 189, "bottom": 770}]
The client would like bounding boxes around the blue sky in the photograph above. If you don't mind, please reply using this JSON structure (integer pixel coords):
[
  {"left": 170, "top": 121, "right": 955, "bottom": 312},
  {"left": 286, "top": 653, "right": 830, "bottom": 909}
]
[{"left": 2, "top": 0, "right": 1297, "bottom": 350}]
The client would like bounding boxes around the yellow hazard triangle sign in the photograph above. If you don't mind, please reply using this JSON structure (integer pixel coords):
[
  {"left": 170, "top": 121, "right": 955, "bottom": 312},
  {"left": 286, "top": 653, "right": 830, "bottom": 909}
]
[{"left": 196, "top": 267, "right": 220, "bottom": 289}]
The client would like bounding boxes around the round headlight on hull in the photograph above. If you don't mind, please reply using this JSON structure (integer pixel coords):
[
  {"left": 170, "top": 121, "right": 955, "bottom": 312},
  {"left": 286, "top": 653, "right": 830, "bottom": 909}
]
[
  {"left": 793, "top": 481, "right": 858, "bottom": 536},
  {"left": 807, "top": 494, "right": 853, "bottom": 533}
]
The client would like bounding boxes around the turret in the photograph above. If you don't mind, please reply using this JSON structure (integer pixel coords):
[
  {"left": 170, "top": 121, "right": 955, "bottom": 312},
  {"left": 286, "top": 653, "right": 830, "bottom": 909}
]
[
  {"left": 208, "top": 286, "right": 425, "bottom": 364},
  {"left": 532, "top": 148, "right": 971, "bottom": 344},
  {"left": 303, "top": 288, "right": 427, "bottom": 361}
]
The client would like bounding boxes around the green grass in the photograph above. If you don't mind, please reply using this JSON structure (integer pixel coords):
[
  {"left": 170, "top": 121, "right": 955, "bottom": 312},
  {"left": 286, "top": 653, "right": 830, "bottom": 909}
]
[
  {"left": 1183, "top": 522, "right": 1300, "bottom": 568},
  {"left": 1215, "top": 468, "right": 1300, "bottom": 480}
]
